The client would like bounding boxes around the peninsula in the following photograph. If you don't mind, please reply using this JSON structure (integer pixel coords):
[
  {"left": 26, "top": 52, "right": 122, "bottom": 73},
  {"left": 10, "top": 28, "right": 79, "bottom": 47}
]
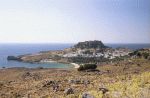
[
  {"left": 7, "top": 40, "right": 131, "bottom": 65},
  {"left": 0, "top": 41, "right": 150, "bottom": 98}
]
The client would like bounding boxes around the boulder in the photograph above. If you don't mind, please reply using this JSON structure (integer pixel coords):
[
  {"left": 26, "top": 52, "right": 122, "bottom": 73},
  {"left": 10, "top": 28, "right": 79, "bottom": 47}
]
[
  {"left": 0, "top": 82, "right": 4, "bottom": 88},
  {"left": 52, "top": 84, "right": 59, "bottom": 92},
  {"left": 43, "top": 80, "right": 55, "bottom": 87},
  {"left": 99, "top": 87, "right": 109, "bottom": 94},
  {"left": 74, "top": 80, "right": 81, "bottom": 84},
  {"left": 83, "top": 80, "right": 90, "bottom": 84},
  {"left": 2, "top": 66, "right": 5, "bottom": 69},
  {"left": 64, "top": 88, "right": 74, "bottom": 95},
  {"left": 22, "top": 72, "right": 41, "bottom": 80},
  {"left": 68, "top": 79, "right": 74, "bottom": 84},
  {"left": 82, "top": 92, "right": 94, "bottom": 98},
  {"left": 68, "top": 79, "right": 81, "bottom": 84},
  {"left": 7, "top": 56, "right": 22, "bottom": 61},
  {"left": 85, "top": 69, "right": 100, "bottom": 72},
  {"left": 148, "top": 56, "right": 150, "bottom": 60}
]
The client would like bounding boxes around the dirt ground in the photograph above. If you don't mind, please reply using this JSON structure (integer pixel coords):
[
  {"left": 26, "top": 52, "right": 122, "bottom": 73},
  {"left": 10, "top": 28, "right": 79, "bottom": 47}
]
[{"left": 0, "top": 58, "right": 150, "bottom": 98}]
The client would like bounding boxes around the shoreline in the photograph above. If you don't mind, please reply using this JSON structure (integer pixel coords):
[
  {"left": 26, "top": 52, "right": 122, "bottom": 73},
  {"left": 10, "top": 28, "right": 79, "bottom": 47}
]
[
  {"left": 40, "top": 59, "right": 57, "bottom": 63},
  {"left": 71, "top": 63, "right": 80, "bottom": 68},
  {"left": 1, "top": 61, "right": 79, "bottom": 69},
  {"left": 40, "top": 59, "right": 80, "bottom": 68}
]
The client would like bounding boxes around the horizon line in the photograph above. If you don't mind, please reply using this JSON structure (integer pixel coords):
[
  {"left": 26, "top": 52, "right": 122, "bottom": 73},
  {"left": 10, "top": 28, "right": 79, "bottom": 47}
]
[{"left": 0, "top": 42, "right": 150, "bottom": 44}]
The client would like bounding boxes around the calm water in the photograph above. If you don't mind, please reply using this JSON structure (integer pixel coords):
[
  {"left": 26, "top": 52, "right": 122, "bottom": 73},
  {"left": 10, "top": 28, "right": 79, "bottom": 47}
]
[
  {"left": 0, "top": 43, "right": 150, "bottom": 68},
  {"left": 0, "top": 44, "right": 73, "bottom": 68},
  {"left": 106, "top": 43, "right": 150, "bottom": 50}
]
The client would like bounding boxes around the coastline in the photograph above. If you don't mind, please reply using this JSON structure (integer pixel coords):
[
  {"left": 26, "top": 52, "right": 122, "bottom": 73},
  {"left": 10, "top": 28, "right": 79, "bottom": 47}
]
[
  {"left": 40, "top": 59, "right": 79, "bottom": 68},
  {"left": 71, "top": 63, "right": 80, "bottom": 68},
  {"left": 40, "top": 59, "right": 57, "bottom": 63},
  {"left": 0, "top": 58, "right": 150, "bottom": 98}
]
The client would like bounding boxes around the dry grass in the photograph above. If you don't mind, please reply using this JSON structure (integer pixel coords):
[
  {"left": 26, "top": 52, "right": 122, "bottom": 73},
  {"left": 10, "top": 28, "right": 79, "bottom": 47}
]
[{"left": 0, "top": 58, "right": 150, "bottom": 98}]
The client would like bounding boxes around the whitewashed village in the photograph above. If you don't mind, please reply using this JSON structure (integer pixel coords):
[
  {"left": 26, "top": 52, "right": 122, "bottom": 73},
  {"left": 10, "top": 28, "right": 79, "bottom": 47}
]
[{"left": 63, "top": 47, "right": 131, "bottom": 59}]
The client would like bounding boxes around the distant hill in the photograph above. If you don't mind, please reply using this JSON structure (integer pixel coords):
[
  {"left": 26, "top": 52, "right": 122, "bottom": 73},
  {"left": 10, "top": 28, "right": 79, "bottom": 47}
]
[
  {"left": 129, "top": 48, "right": 150, "bottom": 59},
  {"left": 74, "top": 40, "right": 107, "bottom": 49}
]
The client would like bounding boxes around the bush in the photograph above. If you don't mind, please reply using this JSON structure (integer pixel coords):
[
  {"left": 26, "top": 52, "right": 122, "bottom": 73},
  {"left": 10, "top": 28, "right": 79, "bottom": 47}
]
[
  {"left": 142, "top": 52, "right": 149, "bottom": 59},
  {"left": 78, "top": 64, "right": 97, "bottom": 71},
  {"left": 68, "top": 57, "right": 108, "bottom": 63}
]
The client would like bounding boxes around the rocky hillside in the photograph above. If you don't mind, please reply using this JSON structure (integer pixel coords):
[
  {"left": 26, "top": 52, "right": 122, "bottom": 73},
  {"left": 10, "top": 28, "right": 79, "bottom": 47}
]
[
  {"left": 7, "top": 40, "right": 131, "bottom": 63},
  {"left": 1, "top": 58, "right": 150, "bottom": 98},
  {"left": 74, "top": 40, "right": 107, "bottom": 49},
  {"left": 129, "top": 48, "right": 150, "bottom": 59}
]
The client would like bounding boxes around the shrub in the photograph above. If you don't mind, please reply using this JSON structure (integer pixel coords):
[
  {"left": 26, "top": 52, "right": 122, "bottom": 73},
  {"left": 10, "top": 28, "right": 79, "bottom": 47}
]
[
  {"left": 78, "top": 64, "right": 97, "bottom": 71},
  {"left": 142, "top": 52, "right": 149, "bottom": 59}
]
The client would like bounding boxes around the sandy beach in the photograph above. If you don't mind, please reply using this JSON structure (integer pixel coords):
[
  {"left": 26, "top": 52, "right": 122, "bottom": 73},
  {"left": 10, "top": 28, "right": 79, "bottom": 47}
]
[
  {"left": 40, "top": 59, "right": 57, "bottom": 63},
  {"left": 40, "top": 60, "right": 80, "bottom": 69},
  {"left": 71, "top": 63, "right": 80, "bottom": 68}
]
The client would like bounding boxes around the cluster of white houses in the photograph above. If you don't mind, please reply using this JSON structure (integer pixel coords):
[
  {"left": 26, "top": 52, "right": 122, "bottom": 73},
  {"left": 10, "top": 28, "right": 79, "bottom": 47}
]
[{"left": 63, "top": 48, "right": 131, "bottom": 59}]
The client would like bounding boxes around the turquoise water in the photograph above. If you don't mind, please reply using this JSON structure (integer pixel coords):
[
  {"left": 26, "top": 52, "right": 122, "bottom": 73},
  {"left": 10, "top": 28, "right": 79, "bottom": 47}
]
[
  {"left": 0, "top": 43, "right": 150, "bottom": 68},
  {"left": 0, "top": 44, "right": 73, "bottom": 68}
]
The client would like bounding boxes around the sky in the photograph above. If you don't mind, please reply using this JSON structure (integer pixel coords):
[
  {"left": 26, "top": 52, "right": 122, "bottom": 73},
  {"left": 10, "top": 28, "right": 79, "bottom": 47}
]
[{"left": 0, "top": 0, "right": 150, "bottom": 43}]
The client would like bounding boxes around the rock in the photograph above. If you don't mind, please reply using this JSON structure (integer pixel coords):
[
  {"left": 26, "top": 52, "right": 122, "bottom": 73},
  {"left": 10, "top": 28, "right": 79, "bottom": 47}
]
[
  {"left": 13, "top": 93, "right": 22, "bottom": 98},
  {"left": 37, "top": 67, "right": 44, "bottom": 69},
  {"left": 1, "top": 93, "right": 8, "bottom": 98},
  {"left": 85, "top": 69, "right": 100, "bottom": 72},
  {"left": 112, "top": 91, "right": 122, "bottom": 98},
  {"left": 68, "top": 80, "right": 74, "bottom": 84},
  {"left": 0, "top": 82, "right": 4, "bottom": 88},
  {"left": 148, "top": 56, "right": 150, "bottom": 60},
  {"left": 134, "top": 70, "right": 139, "bottom": 74},
  {"left": 2, "top": 66, "right": 5, "bottom": 69},
  {"left": 68, "top": 79, "right": 81, "bottom": 84},
  {"left": 42, "top": 80, "right": 61, "bottom": 92},
  {"left": 22, "top": 72, "right": 31, "bottom": 77},
  {"left": 68, "top": 79, "right": 90, "bottom": 85},
  {"left": 74, "top": 40, "right": 107, "bottom": 49},
  {"left": 99, "top": 88, "right": 109, "bottom": 94},
  {"left": 106, "top": 70, "right": 111, "bottom": 73},
  {"left": 43, "top": 80, "right": 54, "bottom": 87},
  {"left": 64, "top": 88, "right": 74, "bottom": 95},
  {"left": 22, "top": 72, "right": 41, "bottom": 80},
  {"left": 137, "top": 63, "right": 141, "bottom": 67},
  {"left": 74, "top": 80, "right": 81, "bottom": 84},
  {"left": 82, "top": 92, "right": 94, "bottom": 98},
  {"left": 7, "top": 56, "right": 22, "bottom": 61},
  {"left": 83, "top": 80, "right": 90, "bottom": 84},
  {"left": 95, "top": 71, "right": 104, "bottom": 75},
  {"left": 47, "top": 80, "right": 55, "bottom": 85},
  {"left": 52, "top": 84, "right": 59, "bottom": 92}
]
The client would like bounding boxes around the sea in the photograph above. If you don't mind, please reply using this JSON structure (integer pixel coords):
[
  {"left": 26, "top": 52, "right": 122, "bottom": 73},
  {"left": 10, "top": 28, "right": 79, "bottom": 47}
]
[{"left": 0, "top": 43, "right": 150, "bottom": 68}]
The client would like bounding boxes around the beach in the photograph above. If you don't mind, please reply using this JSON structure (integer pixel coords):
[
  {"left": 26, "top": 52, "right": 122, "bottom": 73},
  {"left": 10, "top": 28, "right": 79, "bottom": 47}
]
[
  {"left": 40, "top": 60, "right": 80, "bottom": 68},
  {"left": 71, "top": 63, "right": 80, "bottom": 68}
]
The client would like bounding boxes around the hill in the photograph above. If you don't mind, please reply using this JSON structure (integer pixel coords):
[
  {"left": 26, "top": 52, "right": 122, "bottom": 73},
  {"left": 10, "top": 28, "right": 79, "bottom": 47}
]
[{"left": 74, "top": 40, "right": 107, "bottom": 49}]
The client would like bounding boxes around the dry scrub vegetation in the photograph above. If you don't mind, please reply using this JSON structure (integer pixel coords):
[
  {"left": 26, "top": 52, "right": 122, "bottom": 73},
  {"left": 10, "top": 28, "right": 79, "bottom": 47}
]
[{"left": 0, "top": 58, "right": 150, "bottom": 98}]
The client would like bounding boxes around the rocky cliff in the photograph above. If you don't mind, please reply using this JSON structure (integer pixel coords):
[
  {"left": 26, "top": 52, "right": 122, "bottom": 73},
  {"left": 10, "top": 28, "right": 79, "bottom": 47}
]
[{"left": 74, "top": 40, "right": 107, "bottom": 49}]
